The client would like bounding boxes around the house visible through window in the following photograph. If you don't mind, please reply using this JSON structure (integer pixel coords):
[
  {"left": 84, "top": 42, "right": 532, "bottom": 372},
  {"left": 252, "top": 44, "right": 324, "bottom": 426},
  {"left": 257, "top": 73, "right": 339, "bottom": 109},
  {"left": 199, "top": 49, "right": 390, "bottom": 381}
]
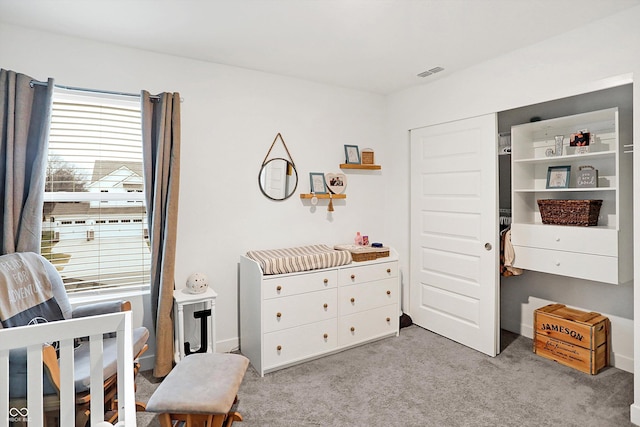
[{"left": 42, "top": 88, "right": 150, "bottom": 294}]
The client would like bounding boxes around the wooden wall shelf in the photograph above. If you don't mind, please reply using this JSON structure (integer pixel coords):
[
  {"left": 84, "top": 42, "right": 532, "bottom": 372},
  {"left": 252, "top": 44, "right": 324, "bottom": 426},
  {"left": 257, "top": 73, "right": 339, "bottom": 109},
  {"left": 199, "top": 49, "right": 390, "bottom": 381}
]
[
  {"left": 300, "top": 193, "right": 346, "bottom": 199},
  {"left": 339, "top": 164, "right": 381, "bottom": 170}
]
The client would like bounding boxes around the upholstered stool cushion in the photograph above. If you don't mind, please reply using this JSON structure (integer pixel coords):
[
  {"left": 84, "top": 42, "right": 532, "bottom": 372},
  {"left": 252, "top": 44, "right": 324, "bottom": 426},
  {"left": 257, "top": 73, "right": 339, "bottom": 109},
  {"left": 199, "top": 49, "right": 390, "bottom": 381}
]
[{"left": 146, "top": 353, "right": 249, "bottom": 415}]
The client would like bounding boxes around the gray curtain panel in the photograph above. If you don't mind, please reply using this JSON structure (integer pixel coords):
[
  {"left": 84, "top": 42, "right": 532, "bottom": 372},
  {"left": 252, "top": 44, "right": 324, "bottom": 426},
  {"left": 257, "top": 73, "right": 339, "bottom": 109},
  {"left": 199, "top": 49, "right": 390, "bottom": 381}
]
[
  {"left": 0, "top": 69, "right": 54, "bottom": 254},
  {"left": 141, "top": 91, "right": 181, "bottom": 378}
]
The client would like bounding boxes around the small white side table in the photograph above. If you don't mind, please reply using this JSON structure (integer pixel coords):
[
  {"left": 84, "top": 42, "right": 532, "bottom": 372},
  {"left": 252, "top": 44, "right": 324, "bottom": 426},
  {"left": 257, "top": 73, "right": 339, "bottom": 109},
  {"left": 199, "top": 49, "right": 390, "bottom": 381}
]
[{"left": 173, "top": 287, "right": 217, "bottom": 362}]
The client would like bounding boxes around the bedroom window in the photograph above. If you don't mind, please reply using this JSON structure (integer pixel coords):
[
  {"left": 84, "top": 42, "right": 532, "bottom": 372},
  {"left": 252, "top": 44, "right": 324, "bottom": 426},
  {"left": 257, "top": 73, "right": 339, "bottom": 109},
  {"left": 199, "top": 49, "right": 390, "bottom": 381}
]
[{"left": 42, "top": 87, "right": 150, "bottom": 294}]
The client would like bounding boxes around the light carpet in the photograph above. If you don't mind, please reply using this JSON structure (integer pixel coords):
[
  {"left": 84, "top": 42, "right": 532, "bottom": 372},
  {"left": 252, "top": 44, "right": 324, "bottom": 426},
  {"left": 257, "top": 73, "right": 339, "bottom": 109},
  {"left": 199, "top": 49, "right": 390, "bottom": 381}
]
[{"left": 135, "top": 326, "right": 634, "bottom": 427}]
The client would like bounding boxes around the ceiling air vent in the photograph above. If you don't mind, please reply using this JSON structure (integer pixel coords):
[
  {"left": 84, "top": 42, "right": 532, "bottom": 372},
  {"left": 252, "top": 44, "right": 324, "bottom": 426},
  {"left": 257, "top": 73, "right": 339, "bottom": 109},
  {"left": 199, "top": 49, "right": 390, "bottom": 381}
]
[{"left": 417, "top": 66, "right": 444, "bottom": 78}]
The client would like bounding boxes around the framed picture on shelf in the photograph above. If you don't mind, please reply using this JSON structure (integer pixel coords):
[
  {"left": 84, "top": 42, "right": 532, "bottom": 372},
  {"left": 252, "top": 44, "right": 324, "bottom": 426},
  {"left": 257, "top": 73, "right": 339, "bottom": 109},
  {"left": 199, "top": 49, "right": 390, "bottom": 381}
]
[
  {"left": 344, "top": 145, "right": 361, "bottom": 164},
  {"left": 546, "top": 165, "right": 571, "bottom": 189},
  {"left": 309, "top": 172, "right": 328, "bottom": 194}
]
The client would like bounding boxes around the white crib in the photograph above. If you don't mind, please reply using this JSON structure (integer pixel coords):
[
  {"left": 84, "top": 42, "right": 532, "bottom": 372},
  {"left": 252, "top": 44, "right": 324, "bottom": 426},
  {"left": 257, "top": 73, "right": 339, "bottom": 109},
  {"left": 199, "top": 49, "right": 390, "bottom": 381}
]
[{"left": 0, "top": 311, "right": 137, "bottom": 427}]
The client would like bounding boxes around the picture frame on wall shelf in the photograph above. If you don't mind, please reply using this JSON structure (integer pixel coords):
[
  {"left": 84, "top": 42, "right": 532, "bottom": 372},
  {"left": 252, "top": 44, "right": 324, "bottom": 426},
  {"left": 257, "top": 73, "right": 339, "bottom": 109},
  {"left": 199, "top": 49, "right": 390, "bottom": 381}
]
[
  {"left": 546, "top": 165, "right": 571, "bottom": 189},
  {"left": 344, "top": 145, "right": 361, "bottom": 164},
  {"left": 309, "top": 172, "right": 328, "bottom": 194}
]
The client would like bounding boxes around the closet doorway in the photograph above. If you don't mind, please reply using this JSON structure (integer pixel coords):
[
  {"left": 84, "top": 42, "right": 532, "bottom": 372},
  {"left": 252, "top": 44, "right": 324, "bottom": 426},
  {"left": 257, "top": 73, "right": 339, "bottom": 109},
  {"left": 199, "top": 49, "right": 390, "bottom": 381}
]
[{"left": 410, "top": 113, "right": 500, "bottom": 357}]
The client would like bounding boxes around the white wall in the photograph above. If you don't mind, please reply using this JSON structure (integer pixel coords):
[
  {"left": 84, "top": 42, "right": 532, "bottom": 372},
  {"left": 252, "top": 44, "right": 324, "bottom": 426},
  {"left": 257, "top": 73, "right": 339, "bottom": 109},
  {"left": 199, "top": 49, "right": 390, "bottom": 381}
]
[
  {"left": 0, "top": 23, "right": 391, "bottom": 363},
  {"left": 386, "top": 3, "right": 640, "bottom": 381}
]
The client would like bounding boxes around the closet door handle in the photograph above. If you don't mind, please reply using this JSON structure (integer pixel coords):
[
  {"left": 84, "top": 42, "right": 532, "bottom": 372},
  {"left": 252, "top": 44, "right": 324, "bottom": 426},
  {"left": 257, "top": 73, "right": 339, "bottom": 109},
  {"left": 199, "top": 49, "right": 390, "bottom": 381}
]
[{"left": 484, "top": 243, "right": 492, "bottom": 251}]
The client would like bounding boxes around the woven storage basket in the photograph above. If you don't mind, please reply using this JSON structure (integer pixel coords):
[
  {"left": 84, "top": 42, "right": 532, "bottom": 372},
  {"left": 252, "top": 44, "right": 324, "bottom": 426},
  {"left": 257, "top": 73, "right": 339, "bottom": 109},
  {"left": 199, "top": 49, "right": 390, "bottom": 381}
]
[{"left": 537, "top": 199, "right": 602, "bottom": 226}]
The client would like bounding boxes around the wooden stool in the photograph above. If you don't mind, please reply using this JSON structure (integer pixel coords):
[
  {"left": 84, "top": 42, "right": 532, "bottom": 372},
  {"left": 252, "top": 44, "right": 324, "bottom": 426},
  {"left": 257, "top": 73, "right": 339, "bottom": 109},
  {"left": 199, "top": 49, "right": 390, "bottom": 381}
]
[{"left": 146, "top": 353, "right": 249, "bottom": 427}]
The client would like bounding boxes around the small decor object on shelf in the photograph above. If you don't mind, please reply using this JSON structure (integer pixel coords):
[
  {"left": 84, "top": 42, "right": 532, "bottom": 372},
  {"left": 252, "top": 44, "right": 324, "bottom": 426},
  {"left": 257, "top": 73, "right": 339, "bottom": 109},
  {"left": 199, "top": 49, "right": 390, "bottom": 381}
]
[
  {"left": 325, "top": 172, "right": 347, "bottom": 194},
  {"left": 309, "top": 172, "right": 328, "bottom": 194},
  {"left": 186, "top": 272, "right": 209, "bottom": 294},
  {"left": 361, "top": 148, "right": 374, "bottom": 164},
  {"left": 546, "top": 165, "right": 571, "bottom": 189},
  {"left": 344, "top": 145, "right": 361, "bottom": 164},
  {"left": 570, "top": 131, "right": 591, "bottom": 154},
  {"left": 554, "top": 135, "right": 565, "bottom": 157},
  {"left": 576, "top": 165, "right": 598, "bottom": 188}
]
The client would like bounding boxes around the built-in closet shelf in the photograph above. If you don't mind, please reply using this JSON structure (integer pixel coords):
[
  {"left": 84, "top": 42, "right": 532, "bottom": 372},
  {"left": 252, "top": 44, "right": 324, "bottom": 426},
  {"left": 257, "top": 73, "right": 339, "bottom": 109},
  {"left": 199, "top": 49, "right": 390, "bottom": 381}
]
[
  {"left": 510, "top": 107, "right": 632, "bottom": 284},
  {"left": 513, "top": 188, "right": 616, "bottom": 193},
  {"left": 339, "top": 164, "right": 381, "bottom": 170},
  {"left": 299, "top": 193, "right": 346, "bottom": 199}
]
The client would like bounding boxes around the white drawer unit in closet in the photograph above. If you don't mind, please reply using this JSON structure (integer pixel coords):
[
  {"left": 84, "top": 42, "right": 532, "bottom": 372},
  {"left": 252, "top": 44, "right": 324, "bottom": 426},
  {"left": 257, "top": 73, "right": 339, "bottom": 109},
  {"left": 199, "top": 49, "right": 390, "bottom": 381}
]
[{"left": 240, "top": 249, "right": 400, "bottom": 376}]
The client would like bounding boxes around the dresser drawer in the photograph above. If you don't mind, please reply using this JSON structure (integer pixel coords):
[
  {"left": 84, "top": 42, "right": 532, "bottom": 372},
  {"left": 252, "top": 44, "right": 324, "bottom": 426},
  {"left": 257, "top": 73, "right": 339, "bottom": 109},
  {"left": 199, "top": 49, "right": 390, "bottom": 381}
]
[
  {"left": 338, "top": 278, "right": 398, "bottom": 316},
  {"left": 263, "top": 270, "right": 337, "bottom": 299},
  {"left": 263, "top": 319, "right": 337, "bottom": 370},
  {"left": 512, "top": 245, "right": 618, "bottom": 284},
  {"left": 263, "top": 288, "right": 337, "bottom": 332},
  {"left": 511, "top": 224, "right": 617, "bottom": 257},
  {"left": 338, "top": 304, "right": 398, "bottom": 347},
  {"left": 338, "top": 261, "right": 398, "bottom": 285}
]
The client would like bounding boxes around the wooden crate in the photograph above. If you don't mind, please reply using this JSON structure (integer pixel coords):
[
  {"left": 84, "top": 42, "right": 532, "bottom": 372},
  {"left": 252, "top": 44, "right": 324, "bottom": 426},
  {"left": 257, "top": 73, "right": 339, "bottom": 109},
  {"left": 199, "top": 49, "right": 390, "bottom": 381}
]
[{"left": 533, "top": 303, "right": 609, "bottom": 374}]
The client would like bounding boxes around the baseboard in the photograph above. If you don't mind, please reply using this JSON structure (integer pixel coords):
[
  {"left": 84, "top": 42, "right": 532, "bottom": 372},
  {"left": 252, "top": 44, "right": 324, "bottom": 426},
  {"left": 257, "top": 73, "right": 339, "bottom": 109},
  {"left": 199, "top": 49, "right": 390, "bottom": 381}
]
[
  {"left": 630, "top": 403, "right": 640, "bottom": 426},
  {"left": 217, "top": 337, "right": 240, "bottom": 353}
]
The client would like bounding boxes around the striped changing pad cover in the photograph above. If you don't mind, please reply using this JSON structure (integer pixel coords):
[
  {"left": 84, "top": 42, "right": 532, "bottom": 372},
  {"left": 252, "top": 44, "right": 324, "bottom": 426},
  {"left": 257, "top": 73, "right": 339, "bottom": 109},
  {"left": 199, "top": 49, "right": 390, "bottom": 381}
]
[{"left": 246, "top": 244, "right": 352, "bottom": 275}]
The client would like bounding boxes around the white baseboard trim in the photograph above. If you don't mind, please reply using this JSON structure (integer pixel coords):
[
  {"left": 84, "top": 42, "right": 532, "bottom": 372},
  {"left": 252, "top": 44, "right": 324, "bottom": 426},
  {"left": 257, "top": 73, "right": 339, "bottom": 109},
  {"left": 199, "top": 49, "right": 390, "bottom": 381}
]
[
  {"left": 217, "top": 337, "right": 240, "bottom": 353},
  {"left": 630, "top": 403, "right": 640, "bottom": 426}
]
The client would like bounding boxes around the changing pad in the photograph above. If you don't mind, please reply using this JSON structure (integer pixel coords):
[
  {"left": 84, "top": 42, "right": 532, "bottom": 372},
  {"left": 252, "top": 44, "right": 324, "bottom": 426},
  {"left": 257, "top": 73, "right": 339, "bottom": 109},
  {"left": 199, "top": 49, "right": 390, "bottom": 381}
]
[{"left": 246, "top": 244, "right": 352, "bottom": 275}]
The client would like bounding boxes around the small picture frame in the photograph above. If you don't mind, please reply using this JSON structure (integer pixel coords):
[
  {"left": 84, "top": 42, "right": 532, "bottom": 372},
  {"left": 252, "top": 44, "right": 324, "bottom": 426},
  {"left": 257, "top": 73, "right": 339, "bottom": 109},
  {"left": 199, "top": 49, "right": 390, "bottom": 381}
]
[
  {"left": 546, "top": 165, "right": 571, "bottom": 189},
  {"left": 309, "top": 172, "right": 328, "bottom": 194},
  {"left": 570, "top": 131, "right": 591, "bottom": 154},
  {"left": 344, "top": 145, "right": 361, "bottom": 164}
]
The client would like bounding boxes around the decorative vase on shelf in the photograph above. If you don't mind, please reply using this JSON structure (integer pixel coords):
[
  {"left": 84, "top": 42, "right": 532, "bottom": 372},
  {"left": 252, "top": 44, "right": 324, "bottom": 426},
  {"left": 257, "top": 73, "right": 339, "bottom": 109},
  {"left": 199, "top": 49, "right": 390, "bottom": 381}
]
[{"left": 554, "top": 135, "right": 564, "bottom": 157}]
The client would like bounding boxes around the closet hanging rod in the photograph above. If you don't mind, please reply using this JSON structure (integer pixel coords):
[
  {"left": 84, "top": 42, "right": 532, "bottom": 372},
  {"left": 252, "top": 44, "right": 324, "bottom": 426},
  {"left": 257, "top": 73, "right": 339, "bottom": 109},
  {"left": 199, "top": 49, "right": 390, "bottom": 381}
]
[{"left": 29, "top": 79, "right": 164, "bottom": 100}]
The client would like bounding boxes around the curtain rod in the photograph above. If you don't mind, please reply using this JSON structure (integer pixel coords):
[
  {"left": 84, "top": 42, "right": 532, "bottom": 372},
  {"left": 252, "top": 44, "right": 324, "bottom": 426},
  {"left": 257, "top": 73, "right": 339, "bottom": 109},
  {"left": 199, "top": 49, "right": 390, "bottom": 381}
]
[{"left": 29, "top": 79, "right": 162, "bottom": 100}]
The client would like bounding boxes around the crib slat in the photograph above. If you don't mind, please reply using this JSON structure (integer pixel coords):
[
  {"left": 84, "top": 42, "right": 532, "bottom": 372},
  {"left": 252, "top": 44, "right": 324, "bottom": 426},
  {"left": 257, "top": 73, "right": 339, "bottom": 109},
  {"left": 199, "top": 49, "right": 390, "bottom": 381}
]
[
  {"left": 26, "top": 344, "right": 44, "bottom": 426},
  {"left": 0, "top": 350, "right": 8, "bottom": 427},
  {"left": 59, "top": 338, "right": 76, "bottom": 426},
  {"left": 89, "top": 334, "right": 105, "bottom": 426}
]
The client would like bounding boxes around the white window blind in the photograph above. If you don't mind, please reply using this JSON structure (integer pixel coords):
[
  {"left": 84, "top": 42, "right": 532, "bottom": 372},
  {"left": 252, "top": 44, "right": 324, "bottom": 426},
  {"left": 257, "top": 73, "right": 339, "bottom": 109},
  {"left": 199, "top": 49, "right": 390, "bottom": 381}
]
[{"left": 42, "top": 88, "right": 150, "bottom": 294}]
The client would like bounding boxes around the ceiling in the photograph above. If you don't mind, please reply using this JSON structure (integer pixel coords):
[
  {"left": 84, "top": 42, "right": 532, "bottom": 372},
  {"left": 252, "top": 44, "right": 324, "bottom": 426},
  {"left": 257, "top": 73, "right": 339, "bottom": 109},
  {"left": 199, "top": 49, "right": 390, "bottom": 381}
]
[{"left": 1, "top": 0, "right": 639, "bottom": 94}]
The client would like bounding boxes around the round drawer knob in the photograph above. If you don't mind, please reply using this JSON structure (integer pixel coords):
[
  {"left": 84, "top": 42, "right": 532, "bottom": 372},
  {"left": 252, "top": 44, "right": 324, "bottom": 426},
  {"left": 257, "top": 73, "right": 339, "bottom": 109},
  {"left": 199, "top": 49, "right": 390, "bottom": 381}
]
[
  {"left": 323, "top": 333, "right": 328, "bottom": 339},
  {"left": 387, "top": 268, "right": 391, "bottom": 273},
  {"left": 323, "top": 303, "right": 328, "bottom": 309},
  {"left": 555, "top": 237, "right": 560, "bottom": 242},
  {"left": 350, "top": 274, "right": 355, "bottom": 280},
  {"left": 276, "top": 285, "right": 282, "bottom": 291},
  {"left": 350, "top": 297, "right": 355, "bottom": 303},
  {"left": 386, "top": 317, "right": 391, "bottom": 322},
  {"left": 555, "top": 261, "right": 561, "bottom": 266},
  {"left": 350, "top": 326, "right": 355, "bottom": 332},
  {"left": 277, "top": 345, "right": 282, "bottom": 351},
  {"left": 323, "top": 278, "right": 329, "bottom": 284},
  {"left": 276, "top": 312, "right": 282, "bottom": 318},
  {"left": 386, "top": 290, "right": 391, "bottom": 295}
]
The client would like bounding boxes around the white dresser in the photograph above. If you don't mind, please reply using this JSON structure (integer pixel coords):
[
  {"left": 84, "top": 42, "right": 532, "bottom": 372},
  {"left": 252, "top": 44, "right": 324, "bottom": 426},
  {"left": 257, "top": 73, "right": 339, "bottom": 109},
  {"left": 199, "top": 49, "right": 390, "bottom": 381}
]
[{"left": 239, "top": 249, "right": 400, "bottom": 376}]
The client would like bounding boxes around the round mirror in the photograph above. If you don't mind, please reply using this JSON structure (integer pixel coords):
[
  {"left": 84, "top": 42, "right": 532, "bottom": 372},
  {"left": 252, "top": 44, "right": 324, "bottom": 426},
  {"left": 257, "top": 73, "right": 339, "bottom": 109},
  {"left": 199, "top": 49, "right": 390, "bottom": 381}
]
[{"left": 259, "top": 158, "right": 298, "bottom": 201}]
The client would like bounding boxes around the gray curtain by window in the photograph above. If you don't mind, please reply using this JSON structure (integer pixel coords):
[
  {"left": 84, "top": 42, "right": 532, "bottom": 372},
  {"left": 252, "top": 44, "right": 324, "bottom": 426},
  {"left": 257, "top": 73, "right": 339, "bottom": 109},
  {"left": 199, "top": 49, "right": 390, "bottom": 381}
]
[
  {"left": 141, "top": 91, "right": 181, "bottom": 378},
  {"left": 0, "top": 69, "right": 54, "bottom": 254}
]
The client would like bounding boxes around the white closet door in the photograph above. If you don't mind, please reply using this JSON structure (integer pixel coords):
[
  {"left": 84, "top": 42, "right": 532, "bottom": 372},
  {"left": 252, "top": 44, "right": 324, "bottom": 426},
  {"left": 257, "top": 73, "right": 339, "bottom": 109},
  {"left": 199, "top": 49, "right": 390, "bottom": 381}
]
[{"left": 410, "top": 114, "right": 499, "bottom": 356}]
